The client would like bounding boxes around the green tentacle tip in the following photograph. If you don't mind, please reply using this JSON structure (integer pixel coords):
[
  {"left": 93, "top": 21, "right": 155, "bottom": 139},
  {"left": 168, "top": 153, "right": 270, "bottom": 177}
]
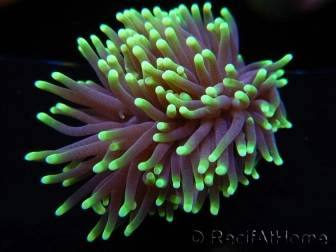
[
  {"left": 156, "top": 198, "right": 164, "bottom": 206},
  {"left": 36, "top": 112, "right": 48, "bottom": 121},
  {"left": 153, "top": 133, "right": 163, "bottom": 142},
  {"left": 87, "top": 232, "right": 97, "bottom": 242},
  {"left": 204, "top": 2, "right": 212, "bottom": 10},
  {"left": 93, "top": 204, "right": 106, "bottom": 215},
  {"left": 98, "top": 131, "right": 110, "bottom": 141},
  {"left": 138, "top": 162, "right": 149, "bottom": 171},
  {"left": 210, "top": 206, "right": 219, "bottom": 216},
  {"left": 124, "top": 226, "right": 134, "bottom": 237},
  {"left": 77, "top": 37, "right": 86, "bottom": 44},
  {"left": 81, "top": 198, "right": 92, "bottom": 210},
  {"left": 263, "top": 122, "right": 272, "bottom": 130},
  {"left": 205, "top": 86, "right": 217, "bottom": 97},
  {"left": 237, "top": 146, "right": 247, "bottom": 157},
  {"left": 225, "top": 63, "right": 235, "bottom": 72},
  {"left": 108, "top": 69, "right": 119, "bottom": 82},
  {"left": 108, "top": 160, "right": 121, "bottom": 170},
  {"left": 235, "top": 91, "right": 249, "bottom": 103},
  {"left": 55, "top": 204, "right": 68, "bottom": 216},
  {"left": 110, "top": 142, "right": 121, "bottom": 151},
  {"left": 34, "top": 80, "right": 46, "bottom": 89},
  {"left": 176, "top": 146, "right": 189, "bottom": 156},
  {"left": 192, "top": 206, "right": 201, "bottom": 214},
  {"left": 204, "top": 175, "right": 213, "bottom": 186},
  {"left": 51, "top": 72, "right": 63, "bottom": 81},
  {"left": 241, "top": 178, "right": 250, "bottom": 186},
  {"left": 183, "top": 203, "right": 192, "bottom": 213},
  {"left": 173, "top": 180, "right": 180, "bottom": 189},
  {"left": 252, "top": 170, "right": 260, "bottom": 180},
  {"left": 46, "top": 154, "right": 60, "bottom": 164},
  {"left": 274, "top": 157, "right": 283, "bottom": 166},
  {"left": 24, "top": 152, "right": 37, "bottom": 161},
  {"left": 92, "top": 162, "right": 107, "bottom": 173},
  {"left": 40, "top": 175, "right": 52, "bottom": 184},
  {"left": 166, "top": 104, "right": 177, "bottom": 118},
  {"left": 246, "top": 144, "right": 255, "bottom": 154},
  {"left": 55, "top": 102, "right": 67, "bottom": 110},
  {"left": 285, "top": 121, "right": 293, "bottom": 128},
  {"left": 196, "top": 182, "right": 204, "bottom": 191},
  {"left": 155, "top": 178, "right": 166, "bottom": 188},
  {"left": 157, "top": 122, "right": 168, "bottom": 131},
  {"left": 166, "top": 215, "right": 173, "bottom": 222},
  {"left": 134, "top": 98, "right": 147, "bottom": 107},
  {"left": 227, "top": 186, "right": 235, "bottom": 195},
  {"left": 99, "top": 24, "right": 108, "bottom": 31},
  {"left": 260, "top": 103, "right": 269, "bottom": 113},
  {"left": 284, "top": 53, "right": 293, "bottom": 62},
  {"left": 215, "top": 166, "right": 227, "bottom": 175},
  {"left": 208, "top": 153, "right": 218, "bottom": 163},
  {"left": 102, "top": 231, "right": 112, "bottom": 241},
  {"left": 118, "top": 205, "right": 130, "bottom": 218}
]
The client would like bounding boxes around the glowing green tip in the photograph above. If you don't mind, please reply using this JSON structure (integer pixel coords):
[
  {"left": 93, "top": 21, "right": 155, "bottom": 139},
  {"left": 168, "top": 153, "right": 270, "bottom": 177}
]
[
  {"left": 261, "top": 103, "right": 270, "bottom": 113},
  {"left": 24, "top": 152, "right": 38, "bottom": 161},
  {"left": 138, "top": 162, "right": 149, "bottom": 171},
  {"left": 215, "top": 166, "right": 227, "bottom": 175},
  {"left": 198, "top": 159, "right": 209, "bottom": 174},
  {"left": 46, "top": 154, "right": 61, "bottom": 165},
  {"left": 210, "top": 205, "right": 219, "bottom": 216},
  {"left": 227, "top": 186, "right": 235, "bottom": 195},
  {"left": 155, "top": 178, "right": 166, "bottom": 188},
  {"left": 81, "top": 198, "right": 92, "bottom": 210},
  {"left": 99, "top": 24, "right": 108, "bottom": 31},
  {"left": 87, "top": 231, "right": 97, "bottom": 242},
  {"left": 124, "top": 225, "right": 134, "bottom": 237},
  {"left": 51, "top": 72, "right": 63, "bottom": 81},
  {"left": 241, "top": 177, "right": 250, "bottom": 186},
  {"left": 34, "top": 80, "right": 47, "bottom": 89},
  {"left": 55, "top": 203, "right": 70, "bottom": 216},
  {"left": 225, "top": 64, "right": 235, "bottom": 72},
  {"left": 41, "top": 176, "right": 52, "bottom": 184},
  {"left": 183, "top": 203, "right": 192, "bottom": 213},
  {"left": 134, "top": 97, "right": 147, "bottom": 108},
  {"left": 252, "top": 169, "right": 260, "bottom": 180},
  {"left": 119, "top": 205, "right": 130, "bottom": 218},
  {"left": 205, "top": 86, "right": 217, "bottom": 97},
  {"left": 154, "top": 164, "right": 163, "bottom": 175},
  {"left": 274, "top": 157, "right": 283, "bottom": 166},
  {"left": 102, "top": 231, "right": 111, "bottom": 241},
  {"left": 93, "top": 162, "right": 107, "bottom": 173},
  {"left": 36, "top": 112, "right": 48, "bottom": 121},
  {"left": 176, "top": 146, "right": 189, "bottom": 156},
  {"left": 145, "top": 172, "right": 156, "bottom": 185},
  {"left": 284, "top": 54, "right": 293, "bottom": 63},
  {"left": 152, "top": 133, "right": 161, "bottom": 142},
  {"left": 166, "top": 104, "right": 177, "bottom": 118},
  {"left": 166, "top": 215, "right": 173, "bottom": 222},
  {"left": 204, "top": 174, "right": 214, "bottom": 186},
  {"left": 109, "top": 160, "right": 122, "bottom": 170},
  {"left": 208, "top": 153, "right": 218, "bottom": 163},
  {"left": 173, "top": 180, "right": 180, "bottom": 189},
  {"left": 98, "top": 131, "right": 111, "bottom": 141}
]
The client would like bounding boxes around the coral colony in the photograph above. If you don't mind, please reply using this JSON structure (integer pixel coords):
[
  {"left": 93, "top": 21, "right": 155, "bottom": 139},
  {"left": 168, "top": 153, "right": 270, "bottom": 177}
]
[{"left": 25, "top": 2, "right": 292, "bottom": 241}]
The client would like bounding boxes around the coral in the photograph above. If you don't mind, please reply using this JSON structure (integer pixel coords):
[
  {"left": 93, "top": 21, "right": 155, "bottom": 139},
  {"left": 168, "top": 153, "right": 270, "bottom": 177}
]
[{"left": 25, "top": 2, "right": 292, "bottom": 241}]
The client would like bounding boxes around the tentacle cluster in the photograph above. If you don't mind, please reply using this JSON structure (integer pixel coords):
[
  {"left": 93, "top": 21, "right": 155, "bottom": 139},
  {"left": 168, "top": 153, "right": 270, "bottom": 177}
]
[{"left": 25, "top": 2, "right": 292, "bottom": 240}]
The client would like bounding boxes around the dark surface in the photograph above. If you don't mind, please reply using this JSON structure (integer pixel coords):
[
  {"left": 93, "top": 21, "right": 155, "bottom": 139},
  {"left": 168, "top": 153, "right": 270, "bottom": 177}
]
[{"left": 1, "top": 0, "right": 336, "bottom": 252}]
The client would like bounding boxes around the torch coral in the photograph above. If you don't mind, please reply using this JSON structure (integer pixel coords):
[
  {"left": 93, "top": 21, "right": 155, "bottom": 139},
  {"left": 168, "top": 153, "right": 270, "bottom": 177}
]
[{"left": 25, "top": 2, "right": 292, "bottom": 241}]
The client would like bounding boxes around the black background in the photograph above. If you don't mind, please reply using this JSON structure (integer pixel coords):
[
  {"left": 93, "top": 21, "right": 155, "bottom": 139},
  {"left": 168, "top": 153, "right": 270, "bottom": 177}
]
[{"left": 1, "top": 0, "right": 336, "bottom": 252}]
